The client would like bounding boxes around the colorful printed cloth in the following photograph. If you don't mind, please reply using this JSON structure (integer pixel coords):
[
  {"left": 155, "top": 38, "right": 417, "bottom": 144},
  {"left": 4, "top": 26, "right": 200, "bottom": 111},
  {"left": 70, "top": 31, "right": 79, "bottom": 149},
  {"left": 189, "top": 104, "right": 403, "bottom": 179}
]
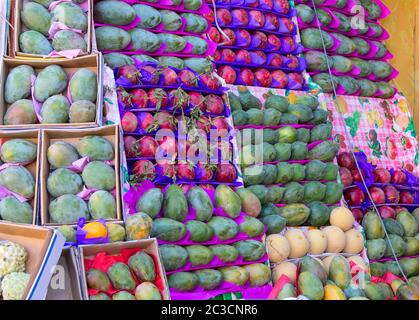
[{"left": 325, "top": 93, "right": 419, "bottom": 175}]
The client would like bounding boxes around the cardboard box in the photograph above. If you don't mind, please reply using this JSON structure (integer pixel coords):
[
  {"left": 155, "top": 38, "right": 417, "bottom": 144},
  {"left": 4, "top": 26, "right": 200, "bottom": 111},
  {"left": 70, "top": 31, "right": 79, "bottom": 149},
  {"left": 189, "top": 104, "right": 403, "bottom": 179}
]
[
  {"left": 78, "top": 238, "right": 171, "bottom": 300},
  {"left": 0, "top": 54, "right": 104, "bottom": 129},
  {"left": 0, "top": 129, "right": 41, "bottom": 225},
  {"left": 40, "top": 125, "right": 123, "bottom": 227},
  {"left": 10, "top": 0, "right": 92, "bottom": 59},
  {"left": 0, "top": 221, "right": 65, "bottom": 300},
  {"left": 45, "top": 246, "right": 83, "bottom": 300}
]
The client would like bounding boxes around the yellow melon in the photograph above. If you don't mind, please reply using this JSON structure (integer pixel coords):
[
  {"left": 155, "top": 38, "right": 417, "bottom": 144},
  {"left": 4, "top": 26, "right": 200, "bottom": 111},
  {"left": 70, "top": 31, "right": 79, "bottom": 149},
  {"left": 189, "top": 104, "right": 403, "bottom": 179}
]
[
  {"left": 322, "top": 254, "right": 339, "bottom": 274},
  {"left": 347, "top": 255, "right": 368, "bottom": 273},
  {"left": 329, "top": 207, "right": 354, "bottom": 231},
  {"left": 284, "top": 229, "right": 309, "bottom": 258},
  {"left": 307, "top": 229, "right": 327, "bottom": 254},
  {"left": 272, "top": 261, "right": 298, "bottom": 284},
  {"left": 266, "top": 234, "right": 290, "bottom": 263},
  {"left": 322, "top": 226, "right": 346, "bottom": 253},
  {"left": 343, "top": 228, "right": 364, "bottom": 254}
]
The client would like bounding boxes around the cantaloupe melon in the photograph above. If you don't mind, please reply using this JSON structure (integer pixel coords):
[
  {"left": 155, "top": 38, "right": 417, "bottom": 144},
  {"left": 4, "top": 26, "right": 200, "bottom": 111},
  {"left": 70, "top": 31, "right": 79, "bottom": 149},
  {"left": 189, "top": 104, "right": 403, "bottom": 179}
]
[
  {"left": 266, "top": 234, "right": 290, "bottom": 263},
  {"left": 343, "top": 228, "right": 364, "bottom": 254},
  {"left": 322, "top": 254, "right": 339, "bottom": 274},
  {"left": 347, "top": 255, "right": 368, "bottom": 273},
  {"left": 329, "top": 207, "right": 354, "bottom": 231},
  {"left": 284, "top": 229, "right": 309, "bottom": 259},
  {"left": 272, "top": 261, "right": 298, "bottom": 284},
  {"left": 307, "top": 229, "right": 327, "bottom": 254},
  {"left": 322, "top": 226, "right": 346, "bottom": 253}
]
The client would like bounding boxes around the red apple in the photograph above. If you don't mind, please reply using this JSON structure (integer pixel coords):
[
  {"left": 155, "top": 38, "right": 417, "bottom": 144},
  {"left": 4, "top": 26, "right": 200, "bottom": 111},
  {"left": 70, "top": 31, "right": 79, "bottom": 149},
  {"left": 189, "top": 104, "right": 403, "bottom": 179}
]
[
  {"left": 378, "top": 206, "right": 396, "bottom": 219},
  {"left": 374, "top": 168, "right": 391, "bottom": 183},
  {"left": 351, "top": 208, "right": 364, "bottom": 223},
  {"left": 337, "top": 152, "right": 355, "bottom": 169},
  {"left": 394, "top": 206, "right": 408, "bottom": 214},
  {"left": 368, "top": 186, "right": 386, "bottom": 204},
  {"left": 351, "top": 168, "right": 365, "bottom": 183}
]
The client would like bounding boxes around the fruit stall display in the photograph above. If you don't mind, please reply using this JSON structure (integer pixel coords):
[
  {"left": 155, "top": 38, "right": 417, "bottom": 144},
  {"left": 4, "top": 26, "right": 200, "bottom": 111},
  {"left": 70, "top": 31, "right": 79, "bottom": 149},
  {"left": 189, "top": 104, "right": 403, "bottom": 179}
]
[
  {"left": 206, "top": 0, "right": 306, "bottom": 89},
  {"left": 296, "top": 0, "right": 397, "bottom": 98},
  {"left": 14, "top": 0, "right": 91, "bottom": 57},
  {"left": 338, "top": 151, "right": 419, "bottom": 278}
]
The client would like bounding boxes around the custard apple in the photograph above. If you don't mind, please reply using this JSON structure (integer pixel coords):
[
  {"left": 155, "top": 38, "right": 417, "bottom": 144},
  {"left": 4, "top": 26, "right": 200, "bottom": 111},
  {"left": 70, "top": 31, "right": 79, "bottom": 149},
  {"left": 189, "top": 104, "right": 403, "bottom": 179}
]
[
  {"left": 0, "top": 241, "right": 28, "bottom": 277},
  {"left": 1, "top": 272, "right": 30, "bottom": 300}
]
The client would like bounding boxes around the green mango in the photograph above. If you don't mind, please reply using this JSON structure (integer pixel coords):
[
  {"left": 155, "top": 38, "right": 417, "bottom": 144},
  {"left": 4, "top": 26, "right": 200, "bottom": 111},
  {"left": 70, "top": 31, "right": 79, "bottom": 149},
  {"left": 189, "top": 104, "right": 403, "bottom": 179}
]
[
  {"left": 182, "top": 13, "right": 208, "bottom": 33},
  {"left": 404, "top": 237, "right": 419, "bottom": 256},
  {"left": 268, "top": 186, "right": 285, "bottom": 204},
  {"left": 228, "top": 92, "right": 242, "bottom": 111},
  {"left": 82, "top": 161, "right": 115, "bottom": 190},
  {"left": 239, "top": 216, "right": 264, "bottom": 238},
  {"left": 183, "top": 36, "right": 207, "bottom": 54},
  {"left": 219, "top": 266, "right": 248, "bottom": 286},
  {"left": 232, "top": 110, "right": 248, "bottom": 126},
  {"left": 277, "top": 283, "right": 297, "bottom": 299},
  {"left": 274, "top": 142, "right": 291, "bottom": 161},
  {"left": 329, "top": 256, "right": 351, "bottom": 289},
  {"left": 323, "top": 163, "right": 338, "bottom": 181},
  {"left": 19, "top": 31, "right": 53, "bottom": 55},
  {"left": 0, "top": 165, "right": 35, "bottom": 198},
  {"left": 246, "top": 109, "right": 264, "bottom": 125},
  {"left": 184, "top": 0, "right": 202, "bottom": 10},
  {"left": 69, "top": 100, "right": 96, "bottom": 123},
  {"left": 186, "top": 220, "right": 213, "bottom": 242},
  {"left": 384, "top": 234, "right": 406, "bottom": 258},
  {"left": 163, "top": 185, "right": 188, "bottom": 222},
  {"left": 52, "top": 30, "right": 87, "bottom": 52},
  {"left": 107, "top": 262, "right": 136, "bottom": 290},
  {"left": 296, "top": 128, "right": 310, "bottom": 143},
  {"left": 214, "top": 185, "right": 241, "bottom": 219},
  {"left": 104, "top": 53, "right": 134, "bottom": 69},
  {"left": 298, "top": 272, "right": 324, "bottom": 300},
  {"left": 40, "top": 95, "right": 70, "bottom": 123},
  {"left": 194, "top": 269, "right": 222, "bottom": 290},
  {"left": 369, "top": 262, "right": 386, "bottom": 277},
  {"left": 112, "top": 291, "right": 135, "bottom": 300},
  {"left": 47, "top": 168, "right": 83, "bottom": 197},
  {"left": 0, "top": 196, "right": 33, "bottom": 224},
  {"left": 158, "top": 33, "right": 185, "bottom": 53},
  {"left": 263, "top": 109, "right": 282, "bottom": 126},
  {"left": 299, "top": 256, "right": 327, "bottom": 284},
  {"left": 187, "top": 186, "right": 213, "bottom": 221},
  {"left": 276, "top": 162, "right": 293, "bottom": 183},
  {"left": 261, "top": 214, "right": 286, "bottom": 234},
  {"left": 31, "top": 0, "right": 53, "bottom": 8},
  {"left": 90, "top": 293, "right": 110, "bottom": 300},
  {"left": 184, "top": 58, "right": 213, "bottom": 74},
  {"left": 88, "top": 190, "right": 117, "bottom": 220},
  {"left": 232, "top": 240, "right": 265, "bottom": 261},
  {"left": 259, "top": 203, "right": 281, "bottom": 218},
  {"left": 52, "top": 2, "right": 88, "bottom": 31},
  {"left": 131, "top": 28, "right": 162, "bottom": 52},
  {"left": 47, "top": 141, "right": 80, "bottom": 168},
  {"left": 151, "top": 218, "right": 187, "bottom": 242},
  {"left": 49, "top": 194, "right": 89, "bottom": 224},
  {"left": 168, "top": 272, "right": 199, "bottom": 292},
  {"left": 282, "top": 182, "right": 304, "bottom": 204},
  {"left": 69, "top": 68, "right": 97, "bottom": 103},
  {"left": 262, "top": 164, "right": 278, "bottom": 185},
  {"left": 244, "top": 263, "right": 271, "bottom": 287},
  {"left": 128, "top": 251, "right": 156, "bottom": 282},
  {"left": 277, "top": 126, "right": 297, "bottom": 143},
  {"left": 157, "top": 56, "right": 184, "bottom": 69},
  {"left": 136, "top": 188, "right": 163, "bottom": 219},
  {"left": 96, "top": 26, "right": 131, "bottom": 51},
  {"left": 265, "top": 95, "right": 289, "bottom": 112},
  {"left": 363, "top": 211, "right": 385, "bottom": 240},
  {"left": 186, "top": 245, "right": 214, "bottom": 267},
  {"left": 396, "top": 211, "right": 418, "bottom": 237},
  {"left": 366, "top": 239, "right": 386, "bottom": 260},
  {"left": 291, "top": 141, "right": 308, "bottom": 160},
  {"left": 363, "top": 281, "right": 385, "bottom": 300},
  {"left": 209, "top": 245, "right": 239, "bottom": 262},
  {"left": 236, "top": 188, "right": 262, "bottom": 217},
  {"left": 243, "top": 165, "right": 264, "bottom": 186},
  {"left": 86, "top": 268, "right": 110, "bottom": 291},
  {"left": 160, "top": 10, "right": 182, "bottom": 31},
  {"left": 307, "top": 201, "right": 330, "bottom": 227},
  {"left": 208, "top": 216, "right": 239, "bottom": 240},
  {"left": 304, "top": 182, "right": 326, "bottom": 203},
  {"left": 0, "top": 139, "right": 37, "bottom": 164},
  {"left": 94, "top": 1, "right": 136, "bottom": 26},
  {"left": 399, "top": 258, "right": 419, "bottom": 277},
  {"left": 76, "top": 135, "right": 114, "bottom": 161},
  {"left": 160, "top": 244, "right": 188, "bottom": 271},
  {"left": 34, "top": 65, "right": 68, "bottom": 102},
  {"left": 21, "top": 2, "right": 51, "bottom": 35},
  {"left": 4, "top": 65, "right": 34, "bottom": 104}
]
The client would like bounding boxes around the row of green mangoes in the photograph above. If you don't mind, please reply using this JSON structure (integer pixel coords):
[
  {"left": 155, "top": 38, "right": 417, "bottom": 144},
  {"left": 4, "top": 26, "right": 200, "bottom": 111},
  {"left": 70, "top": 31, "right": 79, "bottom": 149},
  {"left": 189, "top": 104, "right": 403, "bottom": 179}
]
[
  {"left": 240, "top": 138, "right": 333, "bottom": 166},
  {"left": 159, "top": 240, "right": 266, "bottom": 272},
  {"left": 5, "top": 65, "right": 97, "bottom": 125},
  {"left": 243, "top": 158, "right": 342, "bottom": 186},
  {"left": 370, "top": 259, "right": 419, "bottom": 279},
  {"left": 362, "top": 210, "right": 419, "bottom": 260},
  {"left": 168, "top": 263, "right": 271, "bottom": 292},
  {"left": 240, "top": 124, "right": 332, "bottom": 147},
  {"left": 151, "top": 215, "right": 267, "bottom": 243},
  {"left": 19, "top": 2, "right": 89, "bottom": 55},
  {"left": 229, "top": 90, "right": 321, "bottom": 114},
  {"left": 104, "top": 53, "right": 212, "bottom": 74}
]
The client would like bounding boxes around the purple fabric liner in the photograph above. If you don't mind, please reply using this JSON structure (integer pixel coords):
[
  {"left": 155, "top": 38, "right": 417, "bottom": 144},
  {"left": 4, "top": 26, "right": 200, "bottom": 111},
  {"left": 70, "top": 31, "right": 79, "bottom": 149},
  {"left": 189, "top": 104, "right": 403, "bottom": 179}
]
[
  {"left": 389, "top": 167, "right": 419, "bottom": 187},
  {"left": 366, "top": 67, "right": 399, "bottom": 82},
  {"left": 236, "top": 124, "right": 314, "bottom": 130},
  {"left": 221, "top": 23, "right": 297, "bottom": 38},
  {"left": 214, "top": 56, "right": 306, "bottom": 73},
  {"left": 118, "top": 0, "right": 211, "bottom": 15},
  {"left": 369, "top": 254, "right": 419, "bottom": 263},
  {"left": 218, "top": 41, "right": 303, "bottom": 55},
  {"left": 211, "top": 1, "right": 295, "bottom": 17},
  {"left": 170, "top": 282, "right": 272, "bottom": 300},
  {"left": 76, "top": 218, "right": 109, "bottom": 245},
  {"left": 374, "top": 86, "right": 398, "bottom": 99},
  {"left": 286, "top": 75, "right": 304, "bottom": 90},
  {"left": 165, "top": 253, "right": 269, "bottom": 275}
]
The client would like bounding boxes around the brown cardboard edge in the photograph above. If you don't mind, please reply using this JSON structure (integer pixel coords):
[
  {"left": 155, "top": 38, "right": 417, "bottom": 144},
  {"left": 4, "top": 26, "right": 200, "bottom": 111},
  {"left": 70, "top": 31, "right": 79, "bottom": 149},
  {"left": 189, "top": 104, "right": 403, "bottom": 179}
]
[
  {"left": 78, "top": 238, "right": 171, "bottom": 300},
  {"left": 0, "top": 221, "right": 54, "bottom": 299},
  {"left": 13, "top": 0, "right": 93, "bottom": 58},
  {"left": 0, "top": 55, "right": 102, "bottom": 129},
  {"left": 0, "top": 129, "right": 41, "bottom": 225},
  {"left": 40, "top": 125, "right": 122, "bottom": 227}
]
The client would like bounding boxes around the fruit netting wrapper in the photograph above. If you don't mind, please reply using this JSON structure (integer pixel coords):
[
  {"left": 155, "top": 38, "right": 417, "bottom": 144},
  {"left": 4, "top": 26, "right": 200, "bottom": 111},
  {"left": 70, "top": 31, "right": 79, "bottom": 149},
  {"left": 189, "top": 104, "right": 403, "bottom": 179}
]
[
  {"left": 0, "top": 163, "right": 33, "bottom": 203},
  {"left": 214, "top": 53, "right": 306, "bottom": 73},
  {"left": 83, "top": 247, "right": 166, "bottom": 297},
  {"left": 170, "top": 281, "right": 272, "bottom": 300},
  {"left": 211, "top": 0, "right": 294, "bottom": 16},
  {"left": 76, "top": 218, "right": 109, "bottom": 244},
  {"left": 124, "top": 181, "right": 248, "bottom": 219},
  {"left": 114, "top": 61, "right": 228, "bottom": 94},
  {"left": 115, "top": 0, "right": 211, "bottom": 14}
]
